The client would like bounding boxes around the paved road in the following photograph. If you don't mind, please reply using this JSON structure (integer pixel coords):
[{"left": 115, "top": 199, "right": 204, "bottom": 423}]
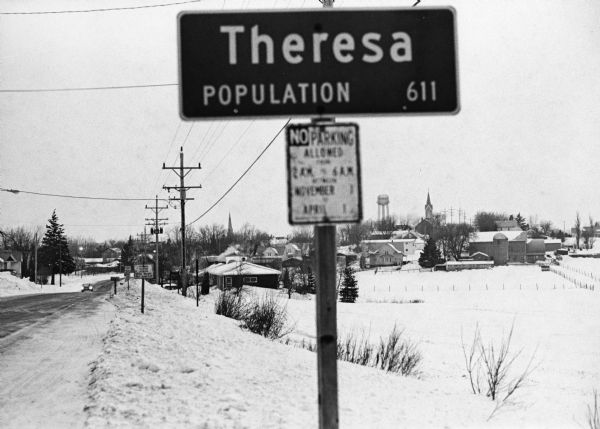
[
  {"left": 0, "top": 280, "right": 114, "bottom": 341},
  {"left": 0, "top": 280, "right": 113, "bottom": 340},
  {"left": 0, "top": 279, "right": 117, "bottom": 428}
]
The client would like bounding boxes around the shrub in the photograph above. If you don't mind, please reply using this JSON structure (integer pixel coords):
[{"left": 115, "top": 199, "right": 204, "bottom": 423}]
[
  {"left": 242, "top": 294, "right": 290, "bottom": 340},
  {"left": 375, "top": 326, "right": 422, "bottom": 376},
  {"left": 291, "top": 326, "right": 421, "bottom": 377},
  {"left": 461, "top": 323, "right": 536, "bottom": 407},
  {"left": 214, "top": 290, "right": 247, "bottom": 320},
  {"left": 337, "top": 332, "right": 374, "bottom": 366}
]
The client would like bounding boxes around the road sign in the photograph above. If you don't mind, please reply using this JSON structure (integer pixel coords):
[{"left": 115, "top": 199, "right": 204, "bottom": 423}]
[
  {"left": 134, "top": 264, "right": 154, "bottom": 279},
  {"left": 287, "top": 122, "right": 362, "bottom": 224},
  {"left": 178, "top": 8, "right": 458, "bottom": 119},
  {"left": 124, "top": 266, "right": 131, "bottom": 279}
]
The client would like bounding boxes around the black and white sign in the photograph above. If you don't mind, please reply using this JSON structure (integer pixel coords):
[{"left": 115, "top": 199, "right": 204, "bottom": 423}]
[
  {"left": 287, "top": 122, "right": 362, "bottom": 224},
  {"left": 134, "top": 264, "right": 154, "bottom": 279},
  {"left": 178, "top": 8, "right": 459, "bottom": 119}
]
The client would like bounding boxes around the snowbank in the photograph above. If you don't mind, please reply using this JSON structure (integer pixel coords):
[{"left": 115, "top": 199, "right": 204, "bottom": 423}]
[
  {"left": 0, "top": 272, "right": 117, "bottom": 297},
  {"left": 87, "top": 263, "right": 600, "bottom": 428},
  {"left": 86, "top": 280, "right": 491, "bottom": 428}
]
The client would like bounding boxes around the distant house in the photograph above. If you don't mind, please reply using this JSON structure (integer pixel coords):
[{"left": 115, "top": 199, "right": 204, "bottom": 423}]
[
  {"left": 360, "top": 241, "right": 403, "bottom": 267},
  {"left": 102, "top": 247, "right": 122, "bottom": 263},
  {"left": 0, "top": 250, "right": 23, "bottom": 276},
  {"left": 544, "top": 239, "right": 562, "bottom": 253},
  {"left": 270, "top": 236, "right": 288, "bottom": 246},
  {"left": 206, "top": 261, "right": 281, "bottom": 289},
  {"left": 495, "top": 220, "right": 522, "bottom": 231},
  {"left": 262, "top": 247, "right": 279, "bottom": 257},
  {"left": 283, "top": 243, "right": 302, "bottom": 260},
  {"left": 361, "top": 238, "right": 422, "bottom": 265},
  {"left": 250, "top": 247, "right": 282, "bottom": 270},
  {"left": 216, "top": 246, "right": 242, "bottom": 263}
]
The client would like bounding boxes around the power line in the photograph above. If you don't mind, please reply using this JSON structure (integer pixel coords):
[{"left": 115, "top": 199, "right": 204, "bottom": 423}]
[
  {"left": 0, "top": 187, "right": 152, "bottom": 201},
  {"left": 204, "top": 120, "right": 255, "bottom": 181},
  {"left": 187, "top": 118, "right": 290, "bottom": 227},
  {"left": 0, "top": 0, "right": 204, "bottom": 15},
  {"left": 148, "top": 121, "right": 183, "bottom": 202},
  {"left": 0, "top": 83, "right": 177, "bottom": 93}
]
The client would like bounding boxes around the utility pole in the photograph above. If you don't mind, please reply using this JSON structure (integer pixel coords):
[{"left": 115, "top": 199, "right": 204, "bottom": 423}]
[
  {"left": 145, "top": 196, "right": 168, "bottom": 284},
  {"left": 163, "top": 147, "right": 201, "bottom": 297}
]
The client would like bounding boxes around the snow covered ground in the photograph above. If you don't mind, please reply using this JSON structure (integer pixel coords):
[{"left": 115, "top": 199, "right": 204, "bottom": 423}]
[
  {"left": 86, "top": 262, "right": 600, "bottom": 428},
  {"left": 0, "top": 290, "right": 115, "bottom": 428},
  {"left": 0, "top": 271, "right": 118, "bottom": 297}
]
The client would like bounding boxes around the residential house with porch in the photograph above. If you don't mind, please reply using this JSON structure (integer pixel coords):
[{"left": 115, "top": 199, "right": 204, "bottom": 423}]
[{"left": 0, "top": 250, "right": 23, "bottom": 276}]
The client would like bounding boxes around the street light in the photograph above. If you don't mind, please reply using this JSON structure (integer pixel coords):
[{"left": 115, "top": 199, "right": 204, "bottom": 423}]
[{"left": 79, "top": 246, "right": 84, "bottom": 277}]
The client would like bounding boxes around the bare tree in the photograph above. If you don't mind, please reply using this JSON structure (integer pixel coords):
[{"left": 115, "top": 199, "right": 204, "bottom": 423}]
[
  {"left": 575, "top": 212, "right": 582, "bottom": 250},
  {"left": 474, "top": 211, "right": 506, "bottom": 232},
  {"left": 0, "top": 226, "right": 43, "bottom": 279},
  {"left": 289, "top": 226, "right": 314, "bottom": 244},
  {"left": 338, "top": 222, "right": 371, "bottom": 247},
  {"left": 583, "top": 216, "right": 596, "bottom": 250},
  {"left": 590, "top": 216, "right": 596, "bottom": 250},
  {"left": 375, "top": 215, "right": 398, "bottom": 239},
  {"left": 539, "top": 220, "right": 553, "bottom": 236},
  {"left": 437, "top": 223, "right": 475, "bottom": 260}
]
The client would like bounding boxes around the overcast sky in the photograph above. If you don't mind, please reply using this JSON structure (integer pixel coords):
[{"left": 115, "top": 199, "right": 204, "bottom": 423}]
[{"left": 1, "top": 0, "right": 599, "bottom": 242}]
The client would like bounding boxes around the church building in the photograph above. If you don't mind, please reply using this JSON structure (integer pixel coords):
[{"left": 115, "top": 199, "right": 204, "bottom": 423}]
[{"left": 415, "top": 192, "right": 438, "bottom": 237}]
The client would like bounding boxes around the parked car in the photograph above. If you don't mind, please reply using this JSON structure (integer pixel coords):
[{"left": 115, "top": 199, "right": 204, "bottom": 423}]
[{"left": 81, "top": 283, "right": 93, "bottom": 292}]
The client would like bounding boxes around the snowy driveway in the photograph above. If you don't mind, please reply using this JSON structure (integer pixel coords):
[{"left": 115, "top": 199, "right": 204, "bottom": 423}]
[{"left": 0, "top": 280, "right": 116, "bottom": 428}]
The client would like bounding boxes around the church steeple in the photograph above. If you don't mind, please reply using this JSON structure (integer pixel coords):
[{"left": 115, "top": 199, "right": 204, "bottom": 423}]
[
  {"left": 227, "top": 212, "right": 233, "bottom": 238},
  {"left": 425, "top": 191, "right": 433, "bottom": 220}
]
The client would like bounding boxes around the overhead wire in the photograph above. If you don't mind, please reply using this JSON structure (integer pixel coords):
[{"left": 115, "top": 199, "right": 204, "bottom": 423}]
[
  {"left": 0, "top": 187, "right": 152, "bottom": 201},
  {"left": 186, "top": 118, "right": 290, "bottom": 227},
  {"left": 0, "top": 0, "right": 205, "bottom": 15},
  {"left": 203, "top": 120, "right": 255, "bottom": 182},
  {"left": 0, "top": 83, "right": 177, "bottom": 93},
  {"left": 147, "top": 121, "right": 183, "bottom": 202}
]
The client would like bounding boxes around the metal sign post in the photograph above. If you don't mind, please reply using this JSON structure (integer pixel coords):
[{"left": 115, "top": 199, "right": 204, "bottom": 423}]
[
  {"left": 134, "top": 265, "right": 153, "bottom": 314},
  {"left": 314, "top": 222, "right": 338, "bottom": 428},
  {"left": 286, "top": 116, "right": 356, "bottom": 429}
]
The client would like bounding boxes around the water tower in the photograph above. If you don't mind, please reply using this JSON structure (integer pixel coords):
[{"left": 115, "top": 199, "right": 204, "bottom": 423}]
[{"left": 377, "top": 194, "right": 390, "bottom": 222}]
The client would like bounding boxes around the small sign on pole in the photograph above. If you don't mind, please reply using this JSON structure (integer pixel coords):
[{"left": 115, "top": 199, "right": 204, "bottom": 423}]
[
  {"left": 134, "top": 264, "right": 154, "bottom": 279},
  {"left": 287, "top": 122, "right": 362, "bottom": 225}
]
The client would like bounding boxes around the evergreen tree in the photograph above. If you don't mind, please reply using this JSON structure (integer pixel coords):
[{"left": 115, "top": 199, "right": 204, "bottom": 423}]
[
  {"left": 339, "top": 266, "right": 359, "bottom": 303},
  {"left": 39, "top": 210, "right": 75, "bottom": 285},
  {"left": 515, "top": 213, "right": 528, "bottom": 231},
  {"left": 283, "top": 269, "right": 293, "bottom": 298},
  {"left": 121, "top": 235, "right": 134, "bottom": 269},
  {"left": 418, "top": 236, "right": 444, "bottom": 268}
]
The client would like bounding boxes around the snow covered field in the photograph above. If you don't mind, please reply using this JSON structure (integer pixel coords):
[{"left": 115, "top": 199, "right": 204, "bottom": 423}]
[
  {"left": 87, "top": 263, "right": 600, "bottom": 428},
  {"left": 0, "top": 271, "right": 117, "bottom": 297}
]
